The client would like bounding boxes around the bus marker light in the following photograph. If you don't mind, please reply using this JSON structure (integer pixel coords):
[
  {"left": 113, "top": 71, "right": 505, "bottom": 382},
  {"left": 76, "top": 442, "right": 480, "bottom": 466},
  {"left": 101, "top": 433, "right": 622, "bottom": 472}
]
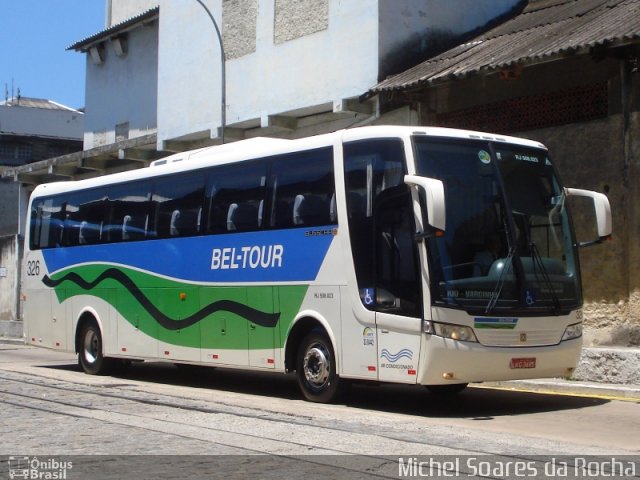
[
  {"left": 408, "top": 369, "right": 416, "bottom": 375},
  {"left": 368, "top": 366, "right": 376, "bottom": 372},
  {"left": 267, "top": 358, "right": 274, "bottom": 364},
  {"left": 164, "top": 350, "right": 170, "bottom": 356},
  {"left": 212, "top": 354, "right": 219, "bottom": 359},
  {"left": 179, "top": 292, "right": 187, "bottom": 301},
  {"left": 121, "top": 347, "right": 127, "bottom": 352},
  {"left": 55, "top": 342, "right": 60, "bottom": 347},
  {"left": 442, "top": 372, "right": 454, "bottom": 380}
]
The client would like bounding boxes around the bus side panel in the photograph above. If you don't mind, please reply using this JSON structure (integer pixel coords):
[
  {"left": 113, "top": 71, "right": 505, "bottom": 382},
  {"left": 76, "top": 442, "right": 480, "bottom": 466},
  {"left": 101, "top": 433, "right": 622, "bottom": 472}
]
[
  {"left": 248, "top": 286, "right": 276, "bottom": 368},
  {"left": 375, "top": 312, "right": 422, "bottom": 384},
  {"left": 24, "top": 289, "right": 54, "bottom": 348},
  {"left": 116, "top": 288, "right": 159, "bottom": 360},
  {"left": 23, "top": 248, "right": 48, "bottom": 348},
  {"left": 157, "top": 286, "right": 201, "bottom": 362},
  {"left": 338, "top": 286, "right": 379, "bottom": 381},
  {"left": 69, "top": 293, "right": 117, "bottom": 356},
  {"left": 199, "top": 287, "right": 249, "bottom": 367},
  {"left": 23, "top": 249, "right": 70, "bottom": 351}
]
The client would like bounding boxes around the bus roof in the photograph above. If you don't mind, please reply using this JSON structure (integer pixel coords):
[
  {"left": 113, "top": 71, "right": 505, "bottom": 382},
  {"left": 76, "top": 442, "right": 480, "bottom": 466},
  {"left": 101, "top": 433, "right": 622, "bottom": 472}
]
[{"left": 29, "top": 125, "right": 547, "bottom": 199}]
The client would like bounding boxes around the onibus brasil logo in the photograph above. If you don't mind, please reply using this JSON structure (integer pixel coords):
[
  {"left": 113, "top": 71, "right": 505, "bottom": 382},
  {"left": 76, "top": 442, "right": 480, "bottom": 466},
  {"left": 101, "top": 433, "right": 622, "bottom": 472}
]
[{"left": 8, "top": 456, "right": 73, "bottom": 479}]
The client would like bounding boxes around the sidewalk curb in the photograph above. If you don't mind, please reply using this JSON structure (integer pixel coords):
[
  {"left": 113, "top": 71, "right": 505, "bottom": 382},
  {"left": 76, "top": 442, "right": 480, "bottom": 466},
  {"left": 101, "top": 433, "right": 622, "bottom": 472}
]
[{"left": 476, "top": 379, "right": 640, "bottom": 402}]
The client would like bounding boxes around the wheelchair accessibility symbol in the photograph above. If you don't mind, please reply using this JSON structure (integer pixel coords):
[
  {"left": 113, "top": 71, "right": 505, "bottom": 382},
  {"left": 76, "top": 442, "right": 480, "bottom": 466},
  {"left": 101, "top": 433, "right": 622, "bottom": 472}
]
[
  {"left": 524, "top": 289, "right": 537, "bottom": 306},
  {"left": 361, "top": 288, "right": 375, "bottom": 306}
]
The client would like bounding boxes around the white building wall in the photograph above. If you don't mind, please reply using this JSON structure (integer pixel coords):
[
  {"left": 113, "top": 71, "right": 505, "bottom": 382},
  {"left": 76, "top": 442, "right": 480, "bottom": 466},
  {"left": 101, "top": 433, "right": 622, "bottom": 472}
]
[
  {"left": 106, "top": 0, "right": 523, "bottom": 148},
  {"left": 83, "top": 20, "right": 159, "bottom": 149},
  {"left": 156, "top": 0, "right": 223, "bottom": 145},
  {"left": 0, "top": 105, "right": 83, "bottom": 140},
  {"left": 226, "top": 0, "right": 379, "bottom": 125},
  {"left": 157, "top": 0, "right": 381, "bottom": 147},
  {"left": 107, "top": 0, "right": 159, "bottom": 26}
]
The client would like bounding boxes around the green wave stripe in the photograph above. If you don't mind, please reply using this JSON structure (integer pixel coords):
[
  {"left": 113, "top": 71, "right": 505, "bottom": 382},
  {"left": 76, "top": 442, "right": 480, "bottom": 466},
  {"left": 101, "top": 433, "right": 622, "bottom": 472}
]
[{"left": 50, "top": 264, "right": 308, "bottom": 350}]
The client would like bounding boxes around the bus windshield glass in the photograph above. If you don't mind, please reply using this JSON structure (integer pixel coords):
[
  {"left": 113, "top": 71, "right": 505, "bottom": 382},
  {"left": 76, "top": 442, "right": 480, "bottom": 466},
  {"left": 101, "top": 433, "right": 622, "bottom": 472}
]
[{"left": 413, "top": 136, "right": 581, "bottom": 314}]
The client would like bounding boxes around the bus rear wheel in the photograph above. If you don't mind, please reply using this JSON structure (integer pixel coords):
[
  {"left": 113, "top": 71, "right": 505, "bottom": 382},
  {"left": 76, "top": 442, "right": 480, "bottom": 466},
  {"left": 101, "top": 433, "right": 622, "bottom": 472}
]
[
  {"left": 296, "top": 332, "right": 340, "bottom": 403},
  {"left": 78, "top": 322, "right": 110, "bottom": 375}
]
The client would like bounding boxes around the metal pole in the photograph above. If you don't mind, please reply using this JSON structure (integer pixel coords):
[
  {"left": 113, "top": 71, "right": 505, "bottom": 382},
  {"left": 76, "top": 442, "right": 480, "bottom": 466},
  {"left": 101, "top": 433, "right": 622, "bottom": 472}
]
[{"left": 194, "top": 0, "right": 226, "bottom": 144}]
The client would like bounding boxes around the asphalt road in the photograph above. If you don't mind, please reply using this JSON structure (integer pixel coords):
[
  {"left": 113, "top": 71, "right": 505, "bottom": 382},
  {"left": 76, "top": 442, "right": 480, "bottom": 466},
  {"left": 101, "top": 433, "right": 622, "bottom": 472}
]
[{"left": 0, "top": 344, "right": 638, "bottom": 479}]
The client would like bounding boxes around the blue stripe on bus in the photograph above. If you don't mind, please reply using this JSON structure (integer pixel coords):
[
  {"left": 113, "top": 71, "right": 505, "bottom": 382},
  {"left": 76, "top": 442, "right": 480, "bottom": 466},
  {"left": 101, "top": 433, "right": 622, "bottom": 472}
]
[{"left": 42, "top": 226, "right": 337, "bottom": 283}]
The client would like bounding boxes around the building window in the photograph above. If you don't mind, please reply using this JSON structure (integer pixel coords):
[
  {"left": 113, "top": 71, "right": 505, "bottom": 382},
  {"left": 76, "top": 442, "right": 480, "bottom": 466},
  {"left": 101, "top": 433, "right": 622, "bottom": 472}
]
[
  {"left": 0, "top": 142, "right": 32, "bottom": 165},
  {"left": 115, "top": 122, "right": 130, "bottom": 142}
]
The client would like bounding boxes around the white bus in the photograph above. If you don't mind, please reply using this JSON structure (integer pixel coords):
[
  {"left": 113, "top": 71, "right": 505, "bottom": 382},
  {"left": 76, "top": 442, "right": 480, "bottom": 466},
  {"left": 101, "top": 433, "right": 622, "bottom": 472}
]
[{"left": 23, "top": 126, "right": 611, "bottom": 402}]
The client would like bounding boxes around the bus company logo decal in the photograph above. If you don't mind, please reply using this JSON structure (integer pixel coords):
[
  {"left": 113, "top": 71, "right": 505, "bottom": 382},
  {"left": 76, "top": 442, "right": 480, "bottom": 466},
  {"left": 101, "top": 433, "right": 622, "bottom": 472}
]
[
  {"left": 42, "top": 266, "right": 281, "bottom": 330},
  {"left": 41, "top": 228, "right": 335, "bottom": 284},
  {"left": 380, "top": 348, "right": 413, "bottom": 363},
  {"left": 474, "top": 317, "right": 518, "bottom": 329},
  {"left": 211, "top": 244, "right": 283, "bottom": 271}
]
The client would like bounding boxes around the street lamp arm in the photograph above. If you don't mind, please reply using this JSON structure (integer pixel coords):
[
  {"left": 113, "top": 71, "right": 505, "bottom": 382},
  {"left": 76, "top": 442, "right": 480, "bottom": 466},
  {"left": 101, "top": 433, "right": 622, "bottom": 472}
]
[{"left": 194, "top": 0, "right": 226, "bottom": 144}]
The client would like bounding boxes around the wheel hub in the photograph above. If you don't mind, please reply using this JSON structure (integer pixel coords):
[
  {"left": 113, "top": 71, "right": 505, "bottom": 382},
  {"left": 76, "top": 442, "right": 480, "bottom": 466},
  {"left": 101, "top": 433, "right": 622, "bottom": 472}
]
[
  {"left": 303, "top": 345, "right": 330, "bottom": 387},
  {"left": 83, "top": 330, "right": 99, "bottom": 364}
]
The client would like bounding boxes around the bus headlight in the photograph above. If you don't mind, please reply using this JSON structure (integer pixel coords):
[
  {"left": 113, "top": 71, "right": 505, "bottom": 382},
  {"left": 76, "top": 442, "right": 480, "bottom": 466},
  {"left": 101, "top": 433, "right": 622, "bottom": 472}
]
[
  {"left": 562, "top": 322, "right": 583, "bottom": 341},
  {"left": 433, "top": 322, "right": 478, "bottom": 343}
]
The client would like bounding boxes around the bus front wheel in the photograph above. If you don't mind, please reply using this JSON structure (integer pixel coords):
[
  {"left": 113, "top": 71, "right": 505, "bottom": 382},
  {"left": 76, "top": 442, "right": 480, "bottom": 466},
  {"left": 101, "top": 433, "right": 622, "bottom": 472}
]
[
  {"left": 78, "top": 322, "right": 110, "bottom": 375},
  {"left": 296, "top": 332, "right": 340, "bottom": 403}
]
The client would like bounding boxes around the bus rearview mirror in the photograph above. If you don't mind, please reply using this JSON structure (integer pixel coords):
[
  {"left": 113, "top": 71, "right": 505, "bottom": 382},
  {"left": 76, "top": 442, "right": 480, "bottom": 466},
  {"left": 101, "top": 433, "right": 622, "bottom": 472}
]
[{"left": 404, "top": 175, "right": 446, "bottom": 232}]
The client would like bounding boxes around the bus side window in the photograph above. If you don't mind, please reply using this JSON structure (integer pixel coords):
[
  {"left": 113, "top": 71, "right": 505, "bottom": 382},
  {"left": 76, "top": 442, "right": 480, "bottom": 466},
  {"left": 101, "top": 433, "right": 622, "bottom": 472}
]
[
  {"left": 151, "top": 172, "right": 205, "bottom": 239},
  {"left": 292, "top": 194, "right": 330, "bottom": 226},
  {"left": 169, "top": 210, "right": 181, "bottom": 236},
  {"left": 45, "top": 199, "right": 66, "bottom": 248},
  {"left": 105, "top": 181, "right": 151, "bottom": 243},
  {"left": 206, "top": 162, "right": 266, "bottom": 234},
  {"left": 29, "top": 205, "right": 42, "bottom": 250},
  {"left": 226, "top": 203, "right": 260, "bottom": 231},
  {"left": 269, "top": 147, "right": 334, "bottom": 229}
]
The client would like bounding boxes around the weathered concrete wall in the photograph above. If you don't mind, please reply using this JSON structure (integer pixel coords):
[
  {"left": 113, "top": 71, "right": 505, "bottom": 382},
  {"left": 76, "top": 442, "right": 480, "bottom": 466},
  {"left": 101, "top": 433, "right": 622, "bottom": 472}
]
[
  {"left": 0, "top": 181, "right": 19, "bottom": 237},
  {"left": 0, "top": 236, "right": 18, "bottom": 321},
  {"left": 407, "top": 53, "right": 639, "bottom": 348},
  {"left": 223, "top": 0, "right": 258, "bottom": 59},
  {"left": 522, "top": 115, "right": 639, "bottom": 347},
  {"left": 274, "top": 0, "right": 328, "bottom": 44}
]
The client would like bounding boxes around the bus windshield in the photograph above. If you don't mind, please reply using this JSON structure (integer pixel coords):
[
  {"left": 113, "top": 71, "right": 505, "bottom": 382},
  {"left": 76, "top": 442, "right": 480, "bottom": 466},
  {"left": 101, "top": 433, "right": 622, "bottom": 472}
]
[{"left": 413, "top": 136, "right": 581, "bottom": 314}]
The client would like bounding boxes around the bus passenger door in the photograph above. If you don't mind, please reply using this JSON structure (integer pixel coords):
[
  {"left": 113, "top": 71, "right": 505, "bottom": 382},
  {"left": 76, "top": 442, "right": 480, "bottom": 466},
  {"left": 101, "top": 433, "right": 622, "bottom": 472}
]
[
  {"left": 248, "top": 287, "right": 276, "bottom": 368},
  {"left": 373, "top": 188, "right": 423, "bottom": 383}
]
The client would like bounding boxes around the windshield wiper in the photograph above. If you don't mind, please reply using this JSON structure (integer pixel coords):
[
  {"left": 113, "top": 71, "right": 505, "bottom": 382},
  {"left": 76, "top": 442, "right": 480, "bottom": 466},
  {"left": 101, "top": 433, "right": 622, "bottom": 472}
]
[
  {"left": 485, "top": 245, "right": 516, "bottom": 314},
  {"left": 529, "top": 241, "right": 561, "bottom": 314}
]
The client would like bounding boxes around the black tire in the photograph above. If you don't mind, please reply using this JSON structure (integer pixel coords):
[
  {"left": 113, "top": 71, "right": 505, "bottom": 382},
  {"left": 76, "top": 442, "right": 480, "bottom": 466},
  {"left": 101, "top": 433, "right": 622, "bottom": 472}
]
[
  {"left": 78, "top": 322, "right": 111, "bottom": 375},
  {"left": 296, "top": 332, "right": 340, "bottom": 403},
  {"left": 426, "top": 383, "right": 468, "bottom": 395}
]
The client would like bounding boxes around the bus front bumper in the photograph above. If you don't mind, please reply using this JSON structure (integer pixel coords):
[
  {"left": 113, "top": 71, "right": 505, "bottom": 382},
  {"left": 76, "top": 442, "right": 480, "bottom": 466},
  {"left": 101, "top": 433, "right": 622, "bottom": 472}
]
[{"left": 417, "top": 335, "right": 582, "bottom": 386}]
